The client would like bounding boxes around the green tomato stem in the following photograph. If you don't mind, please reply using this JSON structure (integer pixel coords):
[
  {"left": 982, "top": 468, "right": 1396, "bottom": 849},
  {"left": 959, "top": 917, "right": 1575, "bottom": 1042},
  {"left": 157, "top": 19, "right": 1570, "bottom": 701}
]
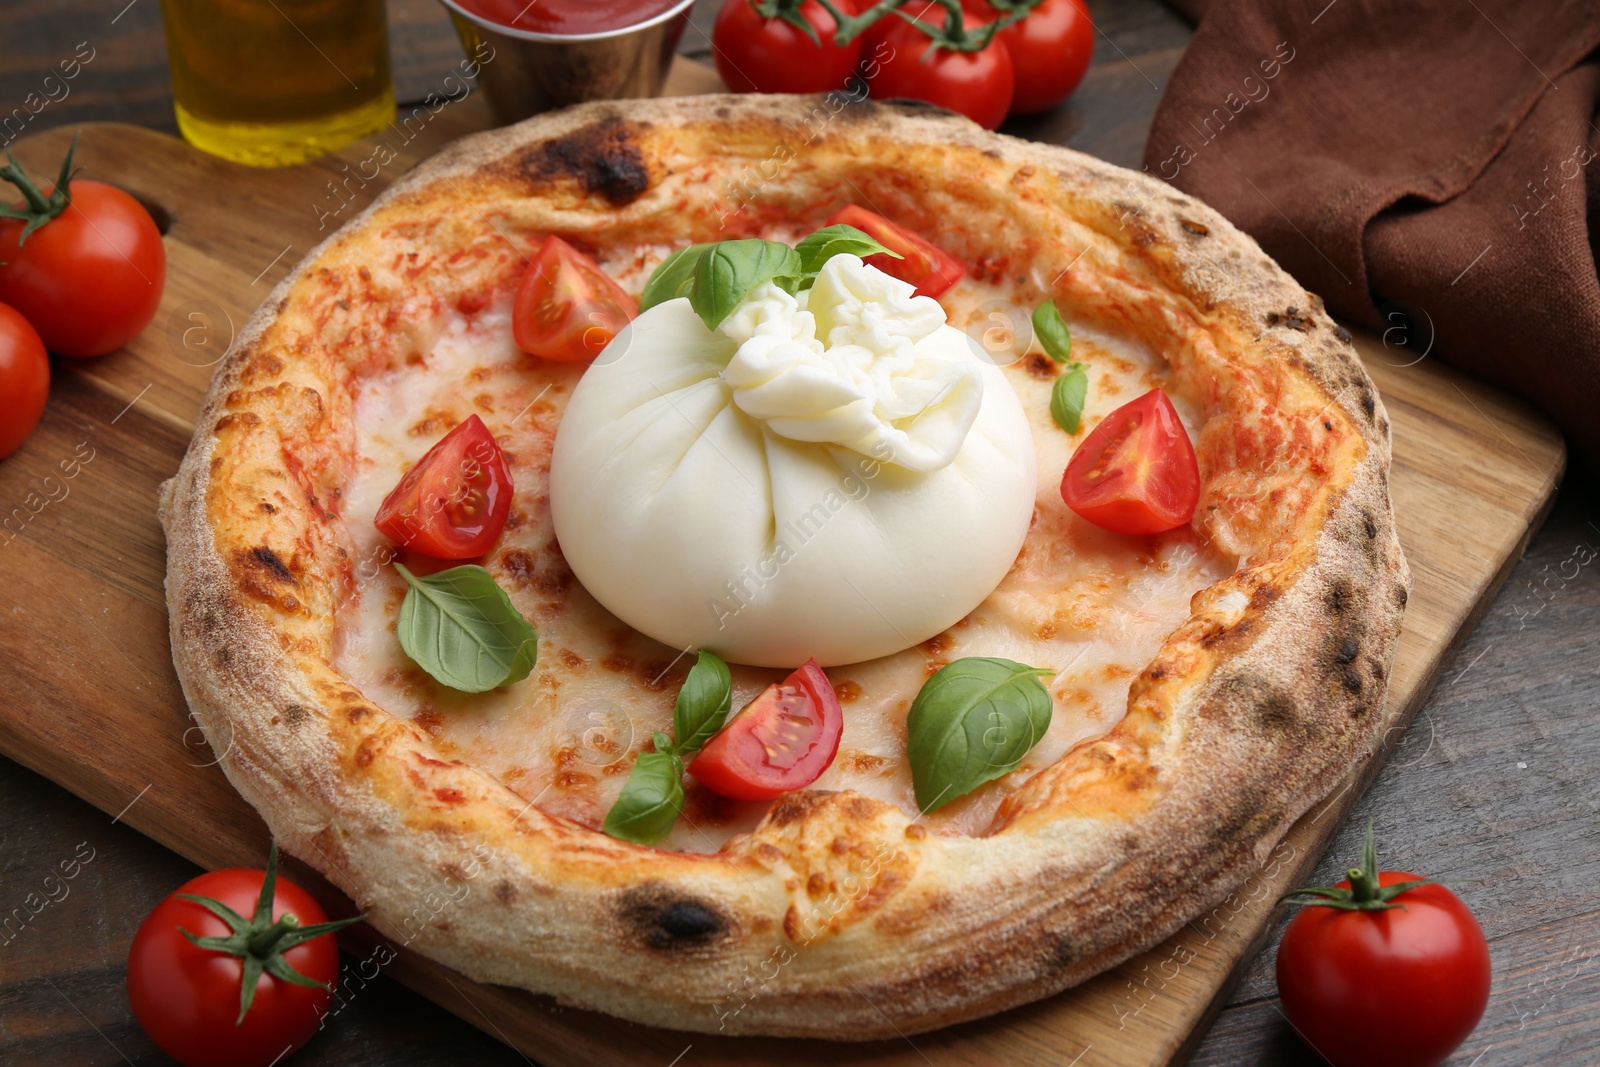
[
  {"left": 1347, "top": 865, "right": 1380, "bottom": 904},
  {"left": 246, "top": 913, "right": 301, "bottom": 957}
]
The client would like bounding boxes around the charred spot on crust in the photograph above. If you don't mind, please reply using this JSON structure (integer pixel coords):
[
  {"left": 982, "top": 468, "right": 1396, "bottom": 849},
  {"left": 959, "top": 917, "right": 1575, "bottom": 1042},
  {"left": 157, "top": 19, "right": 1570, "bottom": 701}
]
[
  {"left": 248, "top": 545, "right": 295, "bottom": 583},
  {"left": 1256, "top": 688, "right": 1298, "bottom": 731},
  {"left": 1333, "top": 324, "right": 1353, "bottom": 343},
  {"left": 1203, "top": 673, "right": 1300, "bottom": 734},
  {"left": 518, "top": 117, "right": 650, "bottom": 206},
  {"left": 1335, "top": 638, "right": 1359, "bottom": 664},
  {"left": 1342, "top": 670, "right": 1364, "bottom": 693},
  {"left": 1267, "top": 307, "right": 1315, "bottom": 332},
  {"left": 1326, "top": 579, "right": 1355, "bottom": 615},
  {"left": 493, "top": 881, "right": 518, "bottom": 905},
  {"left": 1394, "top": 583, "right": 1409, "bottom": 607},
  {"left": 235, "top": 545, "right": 303, "bottom": 613},
  {"left": 1045, "top": 933, "right": 1079, "bottom": 971},
  {"left": 1206, "top": 787, "right": 1279, "bottom": 849},
  {"left": 618, "top": 884, "right": 730, "bottom": 952},
  {"left": 1179, "top": 219, "right": 1210, "bottom": 237},
  {"left": 282, "top": 703, "right": 311, "bottom": 729},
  {"left": 1359, "top": 385, "right": 1376, "bottom": 418}
]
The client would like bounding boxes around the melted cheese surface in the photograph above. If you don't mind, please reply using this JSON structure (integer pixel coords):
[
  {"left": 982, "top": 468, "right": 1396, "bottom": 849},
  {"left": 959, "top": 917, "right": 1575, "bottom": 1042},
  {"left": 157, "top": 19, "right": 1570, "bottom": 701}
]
[{"left": 332, "top": 249, "right": 1233, "bottom": 853}]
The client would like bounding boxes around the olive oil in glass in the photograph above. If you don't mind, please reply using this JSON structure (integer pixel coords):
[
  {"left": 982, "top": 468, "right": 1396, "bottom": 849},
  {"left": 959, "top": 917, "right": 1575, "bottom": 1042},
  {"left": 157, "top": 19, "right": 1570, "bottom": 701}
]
[{"left": 160, "top": 0, "right": 394, "bottom": 166}]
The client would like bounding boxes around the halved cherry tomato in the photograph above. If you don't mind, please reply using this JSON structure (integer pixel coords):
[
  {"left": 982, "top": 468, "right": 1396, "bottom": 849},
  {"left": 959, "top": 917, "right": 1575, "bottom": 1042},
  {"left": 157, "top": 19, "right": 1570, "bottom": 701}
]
[
  {"left": 375, "top": 414, "right": 513, "bottom": 559},
  {"left": 512, "top": 236, "right": 637, "bottom": 364},
  {"left": 689, "top": 659, "right": 842, "bottom": 801},
  {"left": 1060, "top": 388, "right": 1199, "bottom": 535},
  {"left": 824, "top": 205, "right": 966, "bottom": 298}
]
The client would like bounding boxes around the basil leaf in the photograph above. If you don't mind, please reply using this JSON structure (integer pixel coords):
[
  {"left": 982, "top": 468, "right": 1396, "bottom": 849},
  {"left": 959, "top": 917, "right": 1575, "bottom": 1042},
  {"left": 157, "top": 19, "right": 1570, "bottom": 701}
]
[
  {"left": 671, "top": 650, "right": 733, "bottom": 755},
  {"left": 689, "top": 239, "right": 803, "bottom": 329},
  {"left": 793, "top": 223, "right": 901, "bottom": 277},
  {"left": 906, "top": 657, "right": 1053, "bottom": 813},
  {"left": 1033, "top": 300, "right": 1073, "bottom": 362},
  {"left": 602, "top": 751, "right": 685, "bottom": 844},
  {"left": 394, "top": 563, "right": 539, "bottom": 693},
  {"left": 1050, "top": 364, "right": 1089, "bottom": 434},
  {"left": 640, "top": 243, "right": 714, "bottom": 312}
]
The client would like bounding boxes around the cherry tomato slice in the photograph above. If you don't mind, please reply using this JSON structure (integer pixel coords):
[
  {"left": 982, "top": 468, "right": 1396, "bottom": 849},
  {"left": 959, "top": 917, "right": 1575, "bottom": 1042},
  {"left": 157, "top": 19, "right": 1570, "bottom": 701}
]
[
  {"left": 512, "top": 235, "right": 637, "bottom": 363},
  {"left": 824, "top": 205, "right": 966, "bottom": 298},
  {"left": 375, "top": 414, "right": 514, "bottom": 559},
  {"left": 1060, "top": 388, "right": 1199, "bottom": 535},
  {"left": 689, "top": 659, "right": 843, "bottom": 801}
]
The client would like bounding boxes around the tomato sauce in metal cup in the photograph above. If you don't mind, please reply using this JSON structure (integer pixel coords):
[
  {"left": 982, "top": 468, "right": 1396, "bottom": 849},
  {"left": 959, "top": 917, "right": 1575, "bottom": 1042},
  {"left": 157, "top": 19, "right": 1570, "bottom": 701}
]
[
  {"left": 448, "top": 0, "right": 689, "bottom": 37},
  {"left": 439, "top": 0, "right": 695, "bottom": 122}
]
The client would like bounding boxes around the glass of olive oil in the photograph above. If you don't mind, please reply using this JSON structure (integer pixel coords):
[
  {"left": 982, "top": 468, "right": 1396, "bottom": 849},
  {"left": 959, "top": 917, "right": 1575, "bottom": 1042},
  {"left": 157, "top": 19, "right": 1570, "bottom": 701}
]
[{"left": 159, "top": 0, "right": 394, "bottom": 167}]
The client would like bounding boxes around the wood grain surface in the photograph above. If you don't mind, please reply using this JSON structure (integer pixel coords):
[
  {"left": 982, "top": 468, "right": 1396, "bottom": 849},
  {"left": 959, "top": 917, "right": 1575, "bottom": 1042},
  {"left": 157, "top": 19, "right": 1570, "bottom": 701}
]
[{"left": 0, "top": 2, "right": 1595, "bottom": 1066}]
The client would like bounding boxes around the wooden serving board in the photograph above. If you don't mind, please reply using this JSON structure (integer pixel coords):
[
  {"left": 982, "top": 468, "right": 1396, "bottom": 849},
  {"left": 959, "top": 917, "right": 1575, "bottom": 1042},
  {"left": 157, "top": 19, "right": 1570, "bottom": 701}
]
[{"left": 0, "top": 65, "right": 1565, "bottom": 1067}]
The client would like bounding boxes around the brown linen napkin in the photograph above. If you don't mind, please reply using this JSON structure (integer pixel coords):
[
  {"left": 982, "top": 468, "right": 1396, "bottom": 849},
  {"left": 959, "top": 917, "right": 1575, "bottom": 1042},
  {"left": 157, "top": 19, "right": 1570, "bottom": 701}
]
[{"left": 1143, "top": 0, "right": 1600, "bottom": 469}]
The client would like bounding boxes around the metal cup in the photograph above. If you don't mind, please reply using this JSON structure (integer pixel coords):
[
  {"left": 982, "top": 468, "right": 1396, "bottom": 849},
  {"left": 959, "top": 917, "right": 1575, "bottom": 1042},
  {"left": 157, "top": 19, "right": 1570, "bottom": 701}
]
[{"left": 438, "top": 0, "right": 697, "bottom": 125}]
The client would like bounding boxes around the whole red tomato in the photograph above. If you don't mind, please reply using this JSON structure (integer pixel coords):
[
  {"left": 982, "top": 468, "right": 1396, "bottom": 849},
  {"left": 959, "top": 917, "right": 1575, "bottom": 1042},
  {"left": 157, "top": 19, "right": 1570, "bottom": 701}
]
[
  {"left": 128, "top": 845, "right": 361, "bottom": 1067},
  {"left": 0, "top": 303, "right": 49, "bottom": 460},
  {"left": 975, "top": 0, "right": 1094, "bottom": 114},
  {"left": 0, "top": 138, "right": 166, "bottom": 358},
  {"left": 866, "top": 2, "right": 1015, "bottom": 129},
  {"left": 713, "top": 0, "right": 863, "bottom": 94},
  {"left": 1275, "top": 827, "right": 1490, "bottom": 1067}
]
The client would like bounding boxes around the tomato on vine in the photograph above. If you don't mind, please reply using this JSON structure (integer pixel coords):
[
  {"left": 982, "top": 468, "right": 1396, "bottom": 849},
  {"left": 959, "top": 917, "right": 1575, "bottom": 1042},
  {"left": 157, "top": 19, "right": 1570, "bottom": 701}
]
[
  {"left": 0, "top": 134, "right": 166, "bottom": 358},
  {"left": 713, "top": 0, "right": 864, "bottom": 94},
  {"left": 128, "top": 843, "right": 364, "bottom": 1067},
  {"left": 970, "top": 0, "right": 1093, "bottom": 114},
  {"left": 863, "top": 1, "right": 1015, "bottom": 129},
  {"left": 1275, "top": 822, "right": 1491, "bottom": 1067}
]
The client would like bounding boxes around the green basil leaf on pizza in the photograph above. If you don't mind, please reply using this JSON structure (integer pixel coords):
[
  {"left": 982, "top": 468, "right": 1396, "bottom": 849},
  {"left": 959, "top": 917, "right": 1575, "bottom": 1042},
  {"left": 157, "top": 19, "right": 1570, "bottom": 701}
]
[
  {"left": 689, "top": 239, "right": 804, "bottom": 329},
  {"left": 1050, "top": 364, "right": 1089, "bottom": 434},
  {"left": 670, "top": 650, "right": 733, "bottom": 755},
  {"left": 393, "top": 563, "right": 539, "bottom": 693},
  {"left": 793, "top": 223, "right": 900, "bottom": 277},
  {"left": 1033, "top": 299, "right": 1073, "bottom": 363},
  {"left": 602, "top": 749, "right": 685, "bottom": 845},
  {"left": 906, "top": 657, "right": 1054, "bottom": 813},
  {"left": 638, "top": 242, "right": 714, "bottom": 312}
]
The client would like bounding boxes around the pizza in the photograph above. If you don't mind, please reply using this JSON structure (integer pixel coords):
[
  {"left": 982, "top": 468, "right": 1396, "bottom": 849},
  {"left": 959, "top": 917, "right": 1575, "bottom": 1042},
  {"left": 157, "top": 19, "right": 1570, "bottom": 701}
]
[{"left": 158, "top": 94, "right": 1409, "bottom": 1038}]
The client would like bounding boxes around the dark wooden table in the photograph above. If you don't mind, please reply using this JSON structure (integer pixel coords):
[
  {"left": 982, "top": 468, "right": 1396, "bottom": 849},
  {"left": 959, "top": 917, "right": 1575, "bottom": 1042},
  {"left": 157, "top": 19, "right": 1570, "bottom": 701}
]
[{"left": 2, "top": 2, "right": 1597, "bottom": 1064}]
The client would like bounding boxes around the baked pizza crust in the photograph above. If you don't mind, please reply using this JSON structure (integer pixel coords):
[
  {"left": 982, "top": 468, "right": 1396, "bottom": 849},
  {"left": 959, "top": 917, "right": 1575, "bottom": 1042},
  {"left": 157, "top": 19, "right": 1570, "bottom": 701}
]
[{"left": 159, "top": 95, "right": 1409, "bottom": 1038}]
